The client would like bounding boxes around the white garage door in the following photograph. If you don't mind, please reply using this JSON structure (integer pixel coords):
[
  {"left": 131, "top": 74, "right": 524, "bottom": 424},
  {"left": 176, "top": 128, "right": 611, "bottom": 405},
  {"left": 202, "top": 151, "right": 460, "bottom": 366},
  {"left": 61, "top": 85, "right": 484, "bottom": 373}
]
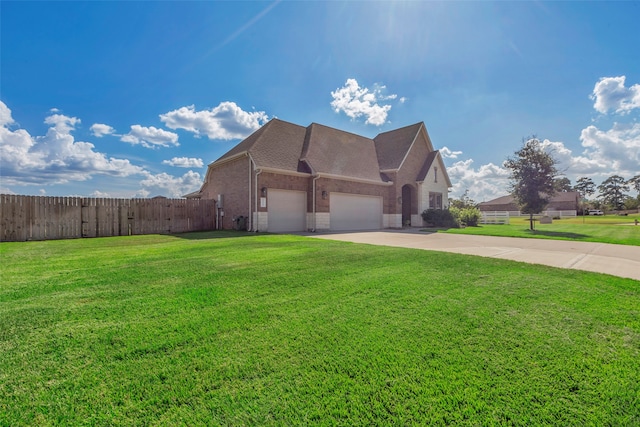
[
  {"left": 268, "top": 189, "right": 307, "bottom": 232},
  {"left": 330, "top": 193, "right": 383, "bottom": 231}
]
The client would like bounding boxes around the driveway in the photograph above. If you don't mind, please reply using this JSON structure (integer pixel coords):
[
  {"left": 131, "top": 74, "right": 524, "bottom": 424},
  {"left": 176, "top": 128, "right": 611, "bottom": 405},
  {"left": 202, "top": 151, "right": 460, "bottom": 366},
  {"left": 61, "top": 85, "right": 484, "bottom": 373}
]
[{"left": 302, "top": 229, "right": 640, "bottom": 281}]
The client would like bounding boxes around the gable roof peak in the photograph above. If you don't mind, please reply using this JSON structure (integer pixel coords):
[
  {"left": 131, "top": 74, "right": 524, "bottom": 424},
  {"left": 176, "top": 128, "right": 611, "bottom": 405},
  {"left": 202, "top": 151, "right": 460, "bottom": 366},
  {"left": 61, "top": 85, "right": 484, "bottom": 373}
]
[
  {"left": 374, "top": 121, "right": 424, "bottom": 139},
  {"left": 373, "top": 122, "right": 429, "bottom": 171}
]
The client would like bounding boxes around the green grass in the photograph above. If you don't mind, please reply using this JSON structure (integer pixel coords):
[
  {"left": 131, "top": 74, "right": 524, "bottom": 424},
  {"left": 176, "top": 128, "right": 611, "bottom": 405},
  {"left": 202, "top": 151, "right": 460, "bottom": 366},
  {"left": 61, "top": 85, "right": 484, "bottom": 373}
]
[
  {"left": 442, "top": 214, "right": 640, "bottom": 246},
  {"left": 1, "top": 232, "right": 639, "bottom": 425}
]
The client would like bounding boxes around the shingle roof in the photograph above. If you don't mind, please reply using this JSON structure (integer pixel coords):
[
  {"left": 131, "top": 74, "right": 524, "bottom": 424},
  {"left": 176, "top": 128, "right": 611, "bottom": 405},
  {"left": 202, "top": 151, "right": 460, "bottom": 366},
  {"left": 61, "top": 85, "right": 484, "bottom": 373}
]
[
  {"left": 374, "top": 122, "right": 424, "bottom": 170},
  {"left": 214, "top": 119, "right": 307, "bottom": 172},
  {"left": 211, "top": 119, "right": 448, "bottom": 186},
  {"left": 301, "top": 123, "right": 383, "bottom": 182},
  {"left": 416, "top": 151, "right": 439, "bottom": 182}
]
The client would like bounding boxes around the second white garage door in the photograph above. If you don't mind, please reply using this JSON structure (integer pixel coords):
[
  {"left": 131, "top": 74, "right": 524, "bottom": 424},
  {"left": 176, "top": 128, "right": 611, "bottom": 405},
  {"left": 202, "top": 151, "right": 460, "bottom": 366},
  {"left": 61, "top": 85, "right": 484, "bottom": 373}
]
[
  {"left": 330, "top": 193, "right": 383, "bottom": 231},
  {"left": 268, "top": 189, "right": 307, "bottom": 232}
]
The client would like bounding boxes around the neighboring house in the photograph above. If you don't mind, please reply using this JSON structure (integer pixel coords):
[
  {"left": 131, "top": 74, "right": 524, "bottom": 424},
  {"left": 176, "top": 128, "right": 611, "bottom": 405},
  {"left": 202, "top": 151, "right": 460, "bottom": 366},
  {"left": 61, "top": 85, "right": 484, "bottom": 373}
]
[
  {"left": 478, "top": 192, "right": 580, "bottom": 213},
  {"left": 188, "top": 118, "right": 452, "bottom": 232}
]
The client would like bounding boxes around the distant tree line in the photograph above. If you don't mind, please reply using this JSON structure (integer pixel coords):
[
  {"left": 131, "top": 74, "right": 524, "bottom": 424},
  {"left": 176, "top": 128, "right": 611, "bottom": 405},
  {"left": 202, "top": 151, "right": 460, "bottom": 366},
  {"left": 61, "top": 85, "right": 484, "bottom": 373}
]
[
  {"left": 447, "top": 136, "right": 639, "bottom": 230},
  {"left": 573, "top": 175, "right": 640, "bottom": 211}
]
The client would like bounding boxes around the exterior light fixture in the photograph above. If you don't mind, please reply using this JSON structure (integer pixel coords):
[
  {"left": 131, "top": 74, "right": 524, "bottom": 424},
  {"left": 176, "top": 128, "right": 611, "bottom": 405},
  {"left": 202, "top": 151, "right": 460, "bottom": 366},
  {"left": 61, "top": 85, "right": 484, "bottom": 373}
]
[
  {"left": 261, "top": 187, "right": 267, "bottom": 197},
  {"left": 321, "top": 191, "right": 328, "bottom": 199}
]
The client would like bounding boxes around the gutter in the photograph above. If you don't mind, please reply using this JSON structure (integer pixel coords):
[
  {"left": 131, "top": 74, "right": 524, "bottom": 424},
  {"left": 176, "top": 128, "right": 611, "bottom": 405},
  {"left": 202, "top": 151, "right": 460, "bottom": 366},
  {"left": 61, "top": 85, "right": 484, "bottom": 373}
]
[
  {"left": 251, "top": 156, "right": 262, "bottom": 232},
  {"left": 312, "top": 175, "right": 320, "bottom": 232},
  {"left": 248, "top": 153, "right": 255, "bottom": 231}
]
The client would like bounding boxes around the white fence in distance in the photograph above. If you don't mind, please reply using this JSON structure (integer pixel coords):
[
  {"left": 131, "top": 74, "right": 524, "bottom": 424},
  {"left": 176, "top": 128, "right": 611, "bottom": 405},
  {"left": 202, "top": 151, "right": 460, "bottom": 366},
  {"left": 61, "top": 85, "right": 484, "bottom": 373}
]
[
  {"left": 481, "top": 210, "right": 578, "bottom": 225},
  {"left": 480, "top": 211, "right": 510, "bottom": 224}
]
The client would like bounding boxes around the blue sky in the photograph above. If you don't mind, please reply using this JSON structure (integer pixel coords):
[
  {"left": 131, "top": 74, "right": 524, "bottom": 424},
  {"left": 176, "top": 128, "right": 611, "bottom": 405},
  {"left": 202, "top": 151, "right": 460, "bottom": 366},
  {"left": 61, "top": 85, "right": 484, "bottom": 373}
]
[{"left": 1, "top": 1, "right": 639, "bottom": 201}]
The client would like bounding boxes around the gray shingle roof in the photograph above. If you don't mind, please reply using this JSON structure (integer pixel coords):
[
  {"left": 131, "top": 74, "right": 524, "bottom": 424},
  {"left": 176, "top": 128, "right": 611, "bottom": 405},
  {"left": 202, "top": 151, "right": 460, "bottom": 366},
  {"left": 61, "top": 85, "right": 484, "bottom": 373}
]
[
  {"left": 214, "top": 119, "right": 307, "bottom": 172},
  {"left": 374, "top": 122, "right": 424, "bottom": 170},
  {"left": 416, "top": 151, "right": 439, "bottom": 182},
  {"left": 301, "top": 123, "right": 383, "bottom": 182},
  {"left": 211, "top": 119, "right": 444, "bottom": 185}
]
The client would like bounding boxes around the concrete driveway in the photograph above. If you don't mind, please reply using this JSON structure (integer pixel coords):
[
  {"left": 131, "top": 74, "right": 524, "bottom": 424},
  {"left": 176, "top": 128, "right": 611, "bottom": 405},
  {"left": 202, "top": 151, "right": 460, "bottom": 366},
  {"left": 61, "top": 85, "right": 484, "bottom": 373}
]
[{"left": 303, "top": 229, "right": 640, "bottom": 281}]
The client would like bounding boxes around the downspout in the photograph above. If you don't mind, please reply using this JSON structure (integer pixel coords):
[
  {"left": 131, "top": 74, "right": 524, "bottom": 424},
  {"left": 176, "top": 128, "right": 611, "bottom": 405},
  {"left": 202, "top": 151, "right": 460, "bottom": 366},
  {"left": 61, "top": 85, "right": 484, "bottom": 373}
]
[
  {"left": 250, "top": 153, "right": 261, "bottom": 232},
  {"left": 312, "top": 175, "right": 319, "bottom": 232},
  {"left": 248, "top": 153, "right": 254, "bottom": 231}
]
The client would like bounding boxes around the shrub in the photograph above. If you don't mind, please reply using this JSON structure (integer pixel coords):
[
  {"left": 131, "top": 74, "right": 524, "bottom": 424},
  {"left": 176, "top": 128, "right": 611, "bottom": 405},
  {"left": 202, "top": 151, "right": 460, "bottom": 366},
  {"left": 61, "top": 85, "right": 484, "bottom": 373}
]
[
  {"left": 421, "top": 209, "right": 460, "bottom": 228},
  {"left": 457, "top": 207, "right": 482, "bottom": 227}
]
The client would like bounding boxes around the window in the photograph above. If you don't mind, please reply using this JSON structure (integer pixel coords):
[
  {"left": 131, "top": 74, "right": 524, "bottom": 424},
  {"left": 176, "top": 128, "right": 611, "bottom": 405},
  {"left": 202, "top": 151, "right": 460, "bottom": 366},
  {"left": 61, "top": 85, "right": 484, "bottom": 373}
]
[
  {"left": 429, "top": 192, "right": 442, "bottom": 209},
  {"left": 434, "top": 167, "right": 438, "bottom": 183}
]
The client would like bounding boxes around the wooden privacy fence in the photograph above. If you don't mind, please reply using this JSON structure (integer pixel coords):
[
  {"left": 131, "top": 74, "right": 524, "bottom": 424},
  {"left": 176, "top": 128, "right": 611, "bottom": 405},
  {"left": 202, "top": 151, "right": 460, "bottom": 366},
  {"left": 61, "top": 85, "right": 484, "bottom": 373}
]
[{"left": 0, "top": 195, "right": 216, "bottom": 242}]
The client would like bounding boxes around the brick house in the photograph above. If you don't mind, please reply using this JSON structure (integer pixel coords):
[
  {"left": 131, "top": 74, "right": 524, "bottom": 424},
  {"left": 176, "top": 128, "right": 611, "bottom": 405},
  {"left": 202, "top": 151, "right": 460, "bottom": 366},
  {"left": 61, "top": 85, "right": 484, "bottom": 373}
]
[
  {"left": 188, "top": 119, "right": 451, "bottom": 232},
  {"left": 478, "top": 192, "right": 580, "bottom": 213}
]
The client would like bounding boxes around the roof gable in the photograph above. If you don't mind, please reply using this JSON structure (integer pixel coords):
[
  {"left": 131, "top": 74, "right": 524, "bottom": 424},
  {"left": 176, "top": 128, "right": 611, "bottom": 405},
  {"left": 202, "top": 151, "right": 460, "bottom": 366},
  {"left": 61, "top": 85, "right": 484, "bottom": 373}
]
[
  {"left": 301, "top": 123, "right": 383, "bottom": 182},
  {"left": 416, "top": 150, "right": 453, "bottom": 187},
  {"left": 213, "top": 119, "right": 307, "bottom": 172},
  {"left": 209, "top": 119, "right": 448, "bottom": 186},
  {"left": 374, "top": 122, "right": 426, "bottom": 171}
]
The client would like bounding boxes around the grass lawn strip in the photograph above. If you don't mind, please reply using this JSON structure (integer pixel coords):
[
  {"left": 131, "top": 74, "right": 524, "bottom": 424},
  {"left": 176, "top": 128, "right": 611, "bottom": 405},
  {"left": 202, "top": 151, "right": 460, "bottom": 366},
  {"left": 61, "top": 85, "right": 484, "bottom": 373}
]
[
  {"left": 443, "top": 214, "right": 640, "bottom": 246},
  {"left": 1, "top": 232, "right": 639, "bottom": 425}
]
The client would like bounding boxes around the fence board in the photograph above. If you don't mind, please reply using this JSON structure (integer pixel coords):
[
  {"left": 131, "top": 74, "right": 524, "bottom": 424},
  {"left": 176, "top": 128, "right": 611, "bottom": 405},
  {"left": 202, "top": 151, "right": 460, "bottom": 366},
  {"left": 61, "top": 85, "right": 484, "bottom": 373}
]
[{"left": 0, "top": 195, "right": 216, "bottom": 242}]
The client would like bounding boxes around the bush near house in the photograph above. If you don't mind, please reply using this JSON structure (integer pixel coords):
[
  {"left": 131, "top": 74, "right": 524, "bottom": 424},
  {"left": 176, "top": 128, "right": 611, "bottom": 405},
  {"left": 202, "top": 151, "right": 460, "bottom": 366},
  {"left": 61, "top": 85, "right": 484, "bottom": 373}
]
[
  {"left": 421, "top": 208, "right": 460, "bottom": 228},
  {"left": 450, "top": 206, "right": 482, "bottom": 227},
  {"left": 421, "top": 207, "right": 482, "bottom": 228}
]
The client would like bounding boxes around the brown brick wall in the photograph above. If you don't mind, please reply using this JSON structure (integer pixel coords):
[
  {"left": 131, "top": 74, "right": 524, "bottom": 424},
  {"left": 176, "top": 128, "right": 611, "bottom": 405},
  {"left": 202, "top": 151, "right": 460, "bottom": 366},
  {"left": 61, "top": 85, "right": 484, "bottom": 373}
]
[
  {"left": 392, "top": 133, "right": 431, "bottom": 216},
  {"left": 316, "top": 178, "right": 391, "bottom": 213},
  {"left": 200, "top": 157, "right": 251, "bottom": 230},
  {"left": 257, "top": 172, "right": 311, "bottom": 212}
]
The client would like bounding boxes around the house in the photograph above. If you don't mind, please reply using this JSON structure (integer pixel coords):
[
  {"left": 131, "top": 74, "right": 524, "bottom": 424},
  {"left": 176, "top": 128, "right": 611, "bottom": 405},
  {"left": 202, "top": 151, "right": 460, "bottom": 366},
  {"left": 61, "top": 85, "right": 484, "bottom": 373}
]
[
  {"left": 189, "top": 119, "right": 452, "bottom": 232},
  {"left": 478, "top": 192, "right": 580, "bottom": 213}
]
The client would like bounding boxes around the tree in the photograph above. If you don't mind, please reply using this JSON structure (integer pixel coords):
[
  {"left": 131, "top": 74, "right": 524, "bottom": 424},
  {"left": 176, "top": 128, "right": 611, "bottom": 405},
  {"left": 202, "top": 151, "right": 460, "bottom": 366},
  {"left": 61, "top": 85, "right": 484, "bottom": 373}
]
[
  {"left": 553, "top": 177, "right": 572, "bottom": 192},
  {"left": 628, "top": 175, "right": 640, "bottom": 196},
  {"left": 504, "top": 137, "right": 558, "bottom": 230},
  {"left": 573, "top": 177, "right": 596, "bottom": 199},
  {"left": 597, "top": 175, "right": 629, "bottom": 211},
  {"left": 449, "top": 189, "right": 477, "bottom": 209},
  {"left": 573, "top": 177, "right": 596, "bottom": 214}
]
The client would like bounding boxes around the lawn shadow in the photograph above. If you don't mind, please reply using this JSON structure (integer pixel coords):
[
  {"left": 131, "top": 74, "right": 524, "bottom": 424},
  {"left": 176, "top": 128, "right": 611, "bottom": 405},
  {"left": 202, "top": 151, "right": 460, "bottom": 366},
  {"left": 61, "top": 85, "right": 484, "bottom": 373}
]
[
  {"left": 170, "top": 230, "right": 264, "bottom": 240},
  {"left": 529, "top": 230, "right": 589, "bottom": 240}
]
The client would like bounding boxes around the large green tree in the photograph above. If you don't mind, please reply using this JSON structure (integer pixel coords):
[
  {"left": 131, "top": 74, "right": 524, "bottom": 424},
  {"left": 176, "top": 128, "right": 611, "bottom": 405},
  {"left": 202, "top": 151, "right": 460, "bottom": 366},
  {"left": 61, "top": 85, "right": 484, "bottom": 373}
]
[
  {"left": 573, "top": 177, "right": 596, "bottom": 199},
  {"left": 504, "top": 137, "right": 558, "bottom": 230},
  {"left": 553, "top": 177, "right": 572, "bottom": 192},
  {"left": 598, "top": 175, "right": 629, "bottom": 211},
  {"left": 628, "top": 175, "right": 640, "bottom": 195},
  {"left": 573, "top": 177, "right": 596, "bottom": 214}
]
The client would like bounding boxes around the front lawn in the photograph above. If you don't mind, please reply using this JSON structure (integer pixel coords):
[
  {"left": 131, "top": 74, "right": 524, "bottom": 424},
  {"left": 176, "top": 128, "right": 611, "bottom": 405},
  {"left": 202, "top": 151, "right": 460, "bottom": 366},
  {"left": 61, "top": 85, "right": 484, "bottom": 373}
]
[
  {"left": 443, "top": 214, "right": 640, "bottom": 246},
  {"left": 1, "top": 232, "right": 639, "bottom": 425}
]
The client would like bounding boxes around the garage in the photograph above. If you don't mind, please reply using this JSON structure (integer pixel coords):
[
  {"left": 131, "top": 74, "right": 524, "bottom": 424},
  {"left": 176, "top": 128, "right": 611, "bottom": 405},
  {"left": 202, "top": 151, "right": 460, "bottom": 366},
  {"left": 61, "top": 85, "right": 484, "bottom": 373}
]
[
  {"left": 267, "top": 189, "right": 307, "bottom": 232},
  {"left": 330, "top": 193, "right": 383, "bottom": 231}
]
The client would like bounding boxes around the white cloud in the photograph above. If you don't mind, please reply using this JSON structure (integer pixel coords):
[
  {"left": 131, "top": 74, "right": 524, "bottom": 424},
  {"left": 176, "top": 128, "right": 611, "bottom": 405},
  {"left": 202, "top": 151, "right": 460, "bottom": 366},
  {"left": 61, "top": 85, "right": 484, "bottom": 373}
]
[
  {"left": 90, "top": 123, "right": 116, "bottom": 137},
  {"left": 139, "top": 170, "right": 202, "bottom": 198},
  {"left": 121, "top": 125, "right": 179, "bottom": 148},
  {"left": 446, "top": 158, "right": 510, "bottom": 202},
  {"left": 0, "top": 101, "right": 14, "bottom": 127},
  {"left": 91, "top": 190, "right": 111, "bottom": 198},
  {"left": 446, "top": 124, "right": 640, "bottom": 202},
  {"left": 44, "top": 113, "right": 80, "bottom": 134},
  {"left": 330, "top": 79, "right": 398, "bottom": 126},
  {"left": 439, "top": 146, "right": 463, "bottom": 159},
  {"left": 160, "top": 102, "right": 269, "bottom": 140},
  {"left": 591, "top": 76, "right": 640, "bottom": 114},
  {"left": 0, "top": 101, "right": 145, "bottom": 186},
  {"left": 162, "top": 157, "right": 204, "bottom": 168},
  {"left": 579, "top": 123, "right": 640, "bottom": 174}
]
